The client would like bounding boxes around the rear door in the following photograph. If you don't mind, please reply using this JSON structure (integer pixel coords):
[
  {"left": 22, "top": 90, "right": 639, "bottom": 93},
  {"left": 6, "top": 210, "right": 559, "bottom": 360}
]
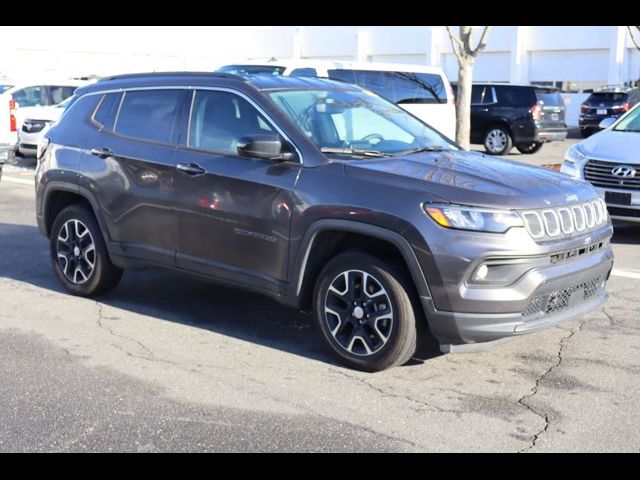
[
  {"left": 470, "top": 85, "right": 497, "bottom": 143},
  {"left": 534, "top": 88, "right": 566, "bottom": 128},
  {"left": 84, "top": 88, "right": 188, "bottom": 266}
]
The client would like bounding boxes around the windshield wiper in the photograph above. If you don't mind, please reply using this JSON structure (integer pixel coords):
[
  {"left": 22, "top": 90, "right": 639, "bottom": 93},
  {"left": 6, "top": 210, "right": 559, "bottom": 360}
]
[
  {"left": 320, "top": 147, "right": 389, "bottom": 157},
  {"left": 396, "top": 145, "right": 447, "bottom": 155}
]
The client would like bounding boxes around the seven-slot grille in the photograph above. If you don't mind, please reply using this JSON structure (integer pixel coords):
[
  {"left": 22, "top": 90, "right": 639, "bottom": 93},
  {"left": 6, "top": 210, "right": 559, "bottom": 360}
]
[
  {"left": 521, "top": 197, "right": 608, "bottom": 241},
  {"left": 584, "top": 159, "right": 640, "bottom": 190}
]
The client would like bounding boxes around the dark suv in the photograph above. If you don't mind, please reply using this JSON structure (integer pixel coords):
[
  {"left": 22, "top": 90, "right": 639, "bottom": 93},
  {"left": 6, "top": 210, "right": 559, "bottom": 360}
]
[
  {"left": 36, "top": 72, "right": 613, "bottom": 371},
  {"left": 579, "top": 86, "right": 638, "bottom": 137},
  {"left": 467, "top": 83, "right": 568, "bottom": 155}
]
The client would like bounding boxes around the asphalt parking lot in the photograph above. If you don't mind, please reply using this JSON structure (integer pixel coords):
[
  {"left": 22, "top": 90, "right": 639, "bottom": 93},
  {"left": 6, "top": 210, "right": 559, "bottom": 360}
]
[{"left": 1, "top": 145, "right": 639, "bottom": 452}]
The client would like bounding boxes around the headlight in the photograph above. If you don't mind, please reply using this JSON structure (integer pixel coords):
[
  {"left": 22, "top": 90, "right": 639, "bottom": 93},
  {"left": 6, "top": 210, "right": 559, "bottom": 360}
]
[
  {"left": 564, "top": 145, "right": 586, "bottom": 165},
  {"left": 423, "top": 203, "right": 523, "bottom": 233}
]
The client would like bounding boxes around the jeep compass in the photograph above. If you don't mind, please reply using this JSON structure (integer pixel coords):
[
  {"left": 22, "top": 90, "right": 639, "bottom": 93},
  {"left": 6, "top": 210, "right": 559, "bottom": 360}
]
[{"left": 35, "top": 72, "right": 613, "bottom": 371}]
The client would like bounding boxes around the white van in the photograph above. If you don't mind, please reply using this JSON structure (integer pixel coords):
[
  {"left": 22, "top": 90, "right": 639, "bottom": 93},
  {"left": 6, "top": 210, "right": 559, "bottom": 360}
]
[{"left": 216, "top": 59, "right": 456, "bottom": 140}]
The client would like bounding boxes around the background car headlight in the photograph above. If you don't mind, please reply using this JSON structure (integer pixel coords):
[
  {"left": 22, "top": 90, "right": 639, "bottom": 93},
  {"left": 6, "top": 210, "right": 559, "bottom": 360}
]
[{"left": 423, "top": 203, "right": 523, "bottom": 233}]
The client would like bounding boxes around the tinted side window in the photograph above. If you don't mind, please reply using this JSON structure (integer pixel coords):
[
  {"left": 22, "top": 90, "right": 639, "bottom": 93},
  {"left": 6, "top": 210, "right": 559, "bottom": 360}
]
[
  {"left": 12, "top": 86, "right": 46, "bottom": 107},
  {"left": 471, "top": 86, "right": 484, "bottom": 104},
  {"left": 328, "top": 69, "right": 446, "bottom": 104},
  {"left": 49, "top": 85, "right": 77, "bottom": 104},
  {"left": 290, "top": 68, "right": 318, "bottom": 78},
  {"left": 115, "top": 90, "right": 183, "bottom": 143},
  {"left": 188, "top": 90, "right": 274, "bottom": 155},
  {"left": 495, "top": 86, "right": 536, "bottom": 108},
  {"left": 93, "top": 92, "right": 123, "bottom": 130}
]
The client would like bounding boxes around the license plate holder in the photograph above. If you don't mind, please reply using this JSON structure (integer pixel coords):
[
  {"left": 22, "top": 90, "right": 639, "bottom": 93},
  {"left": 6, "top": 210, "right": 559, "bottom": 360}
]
[{"left": 605, "top": 191, "right": 631, "bottom": 205}]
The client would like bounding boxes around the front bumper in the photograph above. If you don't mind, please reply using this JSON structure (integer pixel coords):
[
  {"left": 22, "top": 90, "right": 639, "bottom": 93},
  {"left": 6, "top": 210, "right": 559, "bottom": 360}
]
[
  {"left": 18, "top": 130, "right": 43, "bottom": 157},
  {"left": 413, "top": 223, "right": 613, "bottom": 349}
]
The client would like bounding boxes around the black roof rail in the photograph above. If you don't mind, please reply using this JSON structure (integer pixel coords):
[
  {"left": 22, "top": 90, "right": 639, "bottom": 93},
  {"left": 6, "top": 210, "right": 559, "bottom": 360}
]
[{"left": 100, "top": 71, "right": 241, "bottom": 82}]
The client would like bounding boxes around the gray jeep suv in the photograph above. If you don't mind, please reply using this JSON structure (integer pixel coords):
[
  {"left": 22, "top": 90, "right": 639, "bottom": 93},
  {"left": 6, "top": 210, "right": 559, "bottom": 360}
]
[{"left": 35, "top": 72, "right": 614, "bottom": 371}]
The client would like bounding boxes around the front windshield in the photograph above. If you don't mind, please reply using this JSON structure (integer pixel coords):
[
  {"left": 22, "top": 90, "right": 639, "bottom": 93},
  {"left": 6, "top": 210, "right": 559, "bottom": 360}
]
[
  {"left": 268, "top": 88, "right": 457, "bottom": 157},
  {"left": 614, "top": 105, "right": 640, "bottom": 133}
]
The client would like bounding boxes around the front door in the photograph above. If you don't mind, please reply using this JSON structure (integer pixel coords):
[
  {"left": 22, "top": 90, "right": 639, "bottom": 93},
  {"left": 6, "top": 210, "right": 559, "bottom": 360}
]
[{"left": 173, "top": 89, "right": 300, "bottom": 292}]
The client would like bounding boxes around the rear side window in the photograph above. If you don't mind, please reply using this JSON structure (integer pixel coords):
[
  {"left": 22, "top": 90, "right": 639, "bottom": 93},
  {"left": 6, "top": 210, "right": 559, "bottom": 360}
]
[
  {"left": 0, "top": 84, "right": 13, "bottom": 93},
  {"left": 93, "top": 92, "right": 122, "bottom": 130},
  {"left": 12, "top": 86, "right": 46, "bottom": 107},
  {"left": 115, "top": 89, "right": 184, "bottom": 144},
  {"left": 535, "top": 90, "right": 564, "bottom": 107},
  {"left": 495, "top": 86, "right": 536, "bottom": 108},
  {"left": 471, "top": 86, "right": 495, "bottom": 105},
  {"left": 328, "top": 69, "right": 446, "bottom": 104},
  {"left": 49, "top": 85, "right": 77, "bottom": 104},
  {"left": 587, "top": 92, "right": 628, "bottom": 103}
]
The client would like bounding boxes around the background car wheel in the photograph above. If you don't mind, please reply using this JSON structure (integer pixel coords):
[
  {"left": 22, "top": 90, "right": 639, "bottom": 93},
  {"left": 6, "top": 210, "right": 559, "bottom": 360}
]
[
  {"left": 313, "top": 251, "right": 418, "bottom": 372},
  {"left": 580, "top": 128, "right": 593, "bottom": 138},
  {"left": 483, "top": 127, "right": 513, "bottom": 155},
  {"left": 515, "top": 142, "right": 543, "bottom": 154},
  {"left": 50, "top": 204, "right": 123, "bottom": 296}
]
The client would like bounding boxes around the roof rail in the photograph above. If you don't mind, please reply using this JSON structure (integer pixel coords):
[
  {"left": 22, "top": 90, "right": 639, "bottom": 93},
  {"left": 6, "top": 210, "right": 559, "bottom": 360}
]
[{"left": 100, "top": 71, "right": 240, "bottom": 82}]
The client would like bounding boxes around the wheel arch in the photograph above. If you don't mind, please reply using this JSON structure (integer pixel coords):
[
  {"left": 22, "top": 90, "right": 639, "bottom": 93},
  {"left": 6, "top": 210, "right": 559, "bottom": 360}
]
[{"left": 291, "top": 219, "right": 431, "bottom": 311}]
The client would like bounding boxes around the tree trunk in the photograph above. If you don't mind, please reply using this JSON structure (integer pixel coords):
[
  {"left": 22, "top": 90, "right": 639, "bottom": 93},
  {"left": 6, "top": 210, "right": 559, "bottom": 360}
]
[{"left": 456, "top": 60, "right": 474, "bottom": 150}]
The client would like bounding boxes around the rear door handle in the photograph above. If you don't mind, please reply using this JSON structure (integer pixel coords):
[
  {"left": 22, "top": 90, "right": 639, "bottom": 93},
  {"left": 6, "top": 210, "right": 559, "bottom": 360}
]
[
  {"left": 176, "top": 163, "right": 206, "bottom": 176},
  {"left": 90, "top": 147, "right": 115, "bottom": 158}
]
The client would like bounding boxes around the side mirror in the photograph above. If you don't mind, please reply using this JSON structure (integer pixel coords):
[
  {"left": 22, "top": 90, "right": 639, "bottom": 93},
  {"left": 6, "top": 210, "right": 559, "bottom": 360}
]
[
  {"left": 237, "top": 134, "right": 294, "bottom": 161},
  {"left": 599, "top": 117, "right": 616, "bottom": 129}
]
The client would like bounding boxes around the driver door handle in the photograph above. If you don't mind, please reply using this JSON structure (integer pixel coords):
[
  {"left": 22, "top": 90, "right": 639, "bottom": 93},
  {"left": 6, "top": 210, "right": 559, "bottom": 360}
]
[
  {"left": 176, "top": 163, "right": 206, "bottom": 176},
  {"left": 90, "top": 147, "right": 115, "bottom": 158}
]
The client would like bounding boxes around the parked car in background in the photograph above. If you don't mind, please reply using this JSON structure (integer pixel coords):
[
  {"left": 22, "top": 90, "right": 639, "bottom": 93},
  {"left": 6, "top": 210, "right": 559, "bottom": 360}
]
[
  {"left": 578, "top": 86, "right": 638, "bottom": 138},
  {"left": 562, "top": 102, "right": 640, "bottom": 222},
  {"left": 36, "top": 72, "right": 612, "bottom": 371},
  {"left": 0, "top": 79, "right": 85, "bottom": 157},
  {"left": 17, "top": 96, "right": 74, "bottom": 157},
  {"left": 216, "top": 59, "right": 457, "bottom": 140},
  {"left": 460, "top": 83, "right": 568, "bottom": 155}
]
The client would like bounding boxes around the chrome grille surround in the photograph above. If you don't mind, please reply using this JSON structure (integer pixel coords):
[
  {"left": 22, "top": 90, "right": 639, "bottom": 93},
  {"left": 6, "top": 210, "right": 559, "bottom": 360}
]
[
  {"left": 584, "top": 159, "right": 640, "bottom": 190},
  {"left": 521, "top": 197, "right": 608, "bottom": 241}
]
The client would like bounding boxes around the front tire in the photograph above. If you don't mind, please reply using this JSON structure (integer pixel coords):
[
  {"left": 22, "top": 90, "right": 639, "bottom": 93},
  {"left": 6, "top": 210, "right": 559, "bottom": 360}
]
[
  {"left": 515, "top": 142, "right": 543, "bottom": 154},
  {"left": 313, "top": 251, "right": 418, "bottom": 372},
  {"left": 483, "top": 126, "right": 513, "bottom": 155},
  {"left": 50, "top": 204, "right": 123, "bottom": 296}
]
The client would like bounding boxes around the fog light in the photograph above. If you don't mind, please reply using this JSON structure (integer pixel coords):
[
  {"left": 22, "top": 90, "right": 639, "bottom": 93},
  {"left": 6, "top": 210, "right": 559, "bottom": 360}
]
[{"left": 475, "top": 264, "right": 489, "bottom": 280}]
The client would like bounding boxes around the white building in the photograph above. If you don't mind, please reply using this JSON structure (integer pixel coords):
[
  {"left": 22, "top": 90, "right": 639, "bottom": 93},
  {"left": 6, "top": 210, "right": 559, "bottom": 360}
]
[{"left": 1, "top": 26, "right": 638, "bottom": 125}]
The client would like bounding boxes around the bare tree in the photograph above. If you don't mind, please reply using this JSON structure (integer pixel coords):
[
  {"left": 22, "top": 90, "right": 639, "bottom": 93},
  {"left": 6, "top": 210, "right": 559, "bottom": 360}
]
[
  {"left": 629, "top": 26, "right": 640, "bottom": 50},
  {"left": 446, "top": 26, "right": 492, "bottom": 149}
]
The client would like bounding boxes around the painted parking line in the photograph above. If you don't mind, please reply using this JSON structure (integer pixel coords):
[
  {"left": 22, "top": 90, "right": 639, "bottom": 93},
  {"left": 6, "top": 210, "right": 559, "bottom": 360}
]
[
  {"left": 2, "top": 176, "right": 34, "bottom": 186},
  {"left": 611, "top": 269, "right": 640, "bottom": 280}
]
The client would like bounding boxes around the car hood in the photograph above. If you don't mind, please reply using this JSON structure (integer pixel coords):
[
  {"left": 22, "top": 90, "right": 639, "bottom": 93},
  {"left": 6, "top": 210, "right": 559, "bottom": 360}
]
[
  {"left": 578, "top": 130, "right": 640, "bottom": 164},
  {"left": 344, "top": 150, "right": 597, "bottom": 210}
]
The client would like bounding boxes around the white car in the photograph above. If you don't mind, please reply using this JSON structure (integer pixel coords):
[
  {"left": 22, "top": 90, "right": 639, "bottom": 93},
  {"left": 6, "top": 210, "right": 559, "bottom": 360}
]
[
  {"left": 0, "top": 79, "right": 86, "bottom": 158},
  {"left": 17, "top": 96, "right": 73, "bottom": 157},
  {"left": 561, "top": 102, "right": 640, "bottom": 222},
  {"left": 216, "top": 59, "right": 457, "bottom": 140}
]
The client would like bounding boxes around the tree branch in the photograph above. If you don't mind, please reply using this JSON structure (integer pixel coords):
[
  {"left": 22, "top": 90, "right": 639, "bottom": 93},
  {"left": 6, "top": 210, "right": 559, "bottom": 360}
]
[
  {"left": 445, "top": 26, "right": 464, "bottom": 63},
  {"left": 628, "top": 26, "right": 640, "bottom": 51},
  {"left": 470, "top": 26, "right": 492, "bottom": 57}
]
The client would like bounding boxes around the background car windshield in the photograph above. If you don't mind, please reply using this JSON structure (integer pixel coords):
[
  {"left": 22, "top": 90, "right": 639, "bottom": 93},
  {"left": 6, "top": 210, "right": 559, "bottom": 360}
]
[
  {"left": 269, "top": 88, "right": 456, "bottom": 155},
  {"left": 217, "top": 64, "right": 285, "bottom": 76},
  {"left": 536, "top": 90, "right": 563, "bottom": 107},
  {"left": 588, "top": 92, "right": 627, "bottom": 103},
  {"left": 614, "top": 106, "right": 640, "bottom": 132}
]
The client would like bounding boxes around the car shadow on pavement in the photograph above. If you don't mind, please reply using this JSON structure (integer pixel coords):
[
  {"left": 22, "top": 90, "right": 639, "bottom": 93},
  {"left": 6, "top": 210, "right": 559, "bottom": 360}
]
[
  {"left": 0, "top": 222, "right": 442, "bottom": 369},
  {"left": 611, "top": 222, "right": 640, "bottom": 245}
]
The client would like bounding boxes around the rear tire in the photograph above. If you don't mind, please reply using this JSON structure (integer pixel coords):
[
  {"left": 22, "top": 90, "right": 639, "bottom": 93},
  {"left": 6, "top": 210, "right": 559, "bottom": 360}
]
[
  {"left": 483, "top": 126, "right": 513, "bottom": 155},
  {"left": 313, "top": 251, "right": 418, "bottom": 372},
  {"left": 50, "top": 204, "right": 123, "bottom": 296},
  {"left": 516, "top": 142, "right": 543, "bottom": 154},
  {"left": 580, "top": 128, "right": 592, "bottom": 138}
]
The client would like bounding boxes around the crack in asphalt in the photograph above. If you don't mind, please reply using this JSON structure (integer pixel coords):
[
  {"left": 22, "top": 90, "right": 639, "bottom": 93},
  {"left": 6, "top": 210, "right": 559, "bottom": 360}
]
[
  {"left": 516, "top": 323, "right": 582, "bottom": 453},
  {"left": 330, "top": 369, "right": 462, "bottom": 415},
  {"left": 95, "top": 302, "right": 153, "bottom": 356}
]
